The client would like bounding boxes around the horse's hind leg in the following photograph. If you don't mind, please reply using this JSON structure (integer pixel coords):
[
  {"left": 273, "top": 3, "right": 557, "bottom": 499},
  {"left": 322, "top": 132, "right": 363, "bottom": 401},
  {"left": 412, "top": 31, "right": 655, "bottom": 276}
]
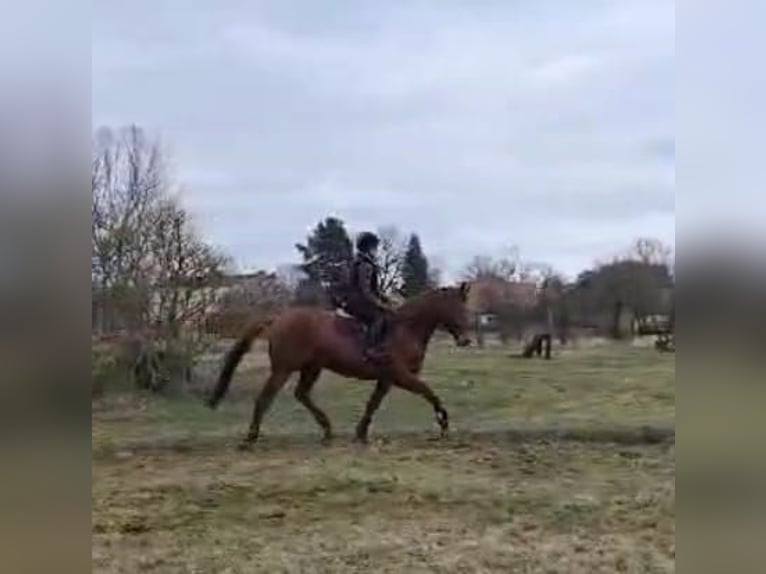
[
  {"left": 543, "top": 334, "right": 552, "bottom": 359},
  {"left": 294, "top": 366, "right": 333, "bottom": 443},
  {"left": 355, "top": 379, "right": 391, "bottom": 443},
  {"left": 239, "top": 369, "right": 291, "bottom": 450}
]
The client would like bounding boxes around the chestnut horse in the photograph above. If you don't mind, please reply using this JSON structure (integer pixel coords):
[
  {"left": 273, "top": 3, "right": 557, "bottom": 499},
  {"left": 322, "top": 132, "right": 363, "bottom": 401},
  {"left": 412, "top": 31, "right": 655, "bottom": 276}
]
[{"left": 207, "top": 283, "right": 473, "bottom": 448}]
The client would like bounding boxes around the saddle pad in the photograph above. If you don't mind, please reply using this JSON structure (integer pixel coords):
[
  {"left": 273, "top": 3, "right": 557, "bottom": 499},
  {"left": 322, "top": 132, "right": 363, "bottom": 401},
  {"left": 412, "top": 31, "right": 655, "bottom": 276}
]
[{"left": 335, "top": 308, "right": 354, "bottom": 319}]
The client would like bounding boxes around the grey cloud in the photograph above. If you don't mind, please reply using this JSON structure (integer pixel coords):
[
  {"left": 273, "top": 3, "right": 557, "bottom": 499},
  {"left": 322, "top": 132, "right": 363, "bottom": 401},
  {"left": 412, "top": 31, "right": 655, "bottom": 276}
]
[
  {"left": 93, "top": 0, "right": 674, "bottom": 279},
  {"left": 644, "top": 138, "right": 675, "bottom": 162}
]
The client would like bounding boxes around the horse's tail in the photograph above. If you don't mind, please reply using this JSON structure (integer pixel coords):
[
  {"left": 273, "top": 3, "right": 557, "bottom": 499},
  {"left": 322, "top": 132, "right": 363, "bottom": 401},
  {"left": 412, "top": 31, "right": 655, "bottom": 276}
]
[{"left": 206, "top": 318, "right": 274, "bottom": 409}]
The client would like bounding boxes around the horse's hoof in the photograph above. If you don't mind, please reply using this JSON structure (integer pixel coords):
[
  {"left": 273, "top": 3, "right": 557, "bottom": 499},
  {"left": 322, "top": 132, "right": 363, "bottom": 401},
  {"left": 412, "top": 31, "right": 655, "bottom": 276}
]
[
  {"left": 237, "top": 440, "right": 254, "bottom": 452},
  {"left": 321, "top": 433, "right": 334, "bottom": 446},
  {"left": 435, "top": 409, "right": 449, "bottom": 438},
  {"left": 354, "top": 433, "right": 370, "bottom": 445}
]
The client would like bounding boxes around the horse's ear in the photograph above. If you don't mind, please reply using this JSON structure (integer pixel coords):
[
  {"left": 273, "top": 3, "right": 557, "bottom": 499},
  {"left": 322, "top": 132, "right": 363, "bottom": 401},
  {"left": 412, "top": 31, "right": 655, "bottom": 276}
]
[{"left": 458, "top": 281, "right": 470, "bottom": 301}]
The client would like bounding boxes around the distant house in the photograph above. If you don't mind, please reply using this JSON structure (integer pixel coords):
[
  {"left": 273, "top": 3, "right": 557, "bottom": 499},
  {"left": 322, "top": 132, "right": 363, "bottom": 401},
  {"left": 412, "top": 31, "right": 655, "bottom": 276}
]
[
  {"left": 205, "top": 271, "right": 293, "bottom": 337},
  {"left": 467, "top": 276, "right": 539, "bottom": 314}
]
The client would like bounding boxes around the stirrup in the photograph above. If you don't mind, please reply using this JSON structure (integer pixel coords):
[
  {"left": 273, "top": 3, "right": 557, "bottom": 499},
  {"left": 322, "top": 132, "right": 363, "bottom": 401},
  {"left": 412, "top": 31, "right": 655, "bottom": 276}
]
[{"left": 364, "top": 344, "right": 388, "bottom": 362}]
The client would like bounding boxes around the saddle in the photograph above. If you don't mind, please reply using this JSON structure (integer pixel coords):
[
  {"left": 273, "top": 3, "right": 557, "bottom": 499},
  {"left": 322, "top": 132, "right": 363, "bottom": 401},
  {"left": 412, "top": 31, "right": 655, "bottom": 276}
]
[
  {"left": 333, "top": 308, "right": 367, "bottom": 336},
  {"left": 333, "top": 309, "right": 388, "bottom": 363}
]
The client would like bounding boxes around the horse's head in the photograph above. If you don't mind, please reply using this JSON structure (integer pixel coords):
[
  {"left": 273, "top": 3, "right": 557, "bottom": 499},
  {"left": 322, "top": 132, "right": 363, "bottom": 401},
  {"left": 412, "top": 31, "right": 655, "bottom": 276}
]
[
  {"left": 396, "top": 282, "right": 473, "bottom": 347},
  {"left": 431, "top": 282, "right": 473, "bottom": 347}
]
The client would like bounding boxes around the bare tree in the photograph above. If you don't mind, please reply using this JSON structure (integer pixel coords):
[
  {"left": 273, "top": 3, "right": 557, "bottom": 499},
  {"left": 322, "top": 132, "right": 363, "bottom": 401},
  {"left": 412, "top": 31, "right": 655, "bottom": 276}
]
[
  {"left": 462, "top": 254, "right": 517, "bottom": 282},
  {"left": 92, "top": 126, "right": 167, "bottom": 332},
  {"left": 463, "top": 255, "right": 509, "bottom": 281},
  {"left": 565, "top": 239, "right": 674, "bottom": 339},
  {"left": 627, "top": 237, "right": 673, "bottom": 266},
  {"left": 276, "top": 263, "right": 305, "bottom": 291},
  {"left": 462, "top": 247, "right": 558, "bottom": 288},
  {"left": 149, "top": 198, "right": 229, "bottom": 339},
  {"left": 92, "top": 126, "right": 229, "bottom": 391},
  {"left": 376, "top": 225, "right": 407, "bottom": 296}
]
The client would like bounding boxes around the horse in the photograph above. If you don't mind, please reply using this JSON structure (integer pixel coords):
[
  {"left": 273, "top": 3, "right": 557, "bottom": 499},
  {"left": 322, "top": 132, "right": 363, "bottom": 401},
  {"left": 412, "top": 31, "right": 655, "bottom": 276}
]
[{"left": 206, "top": 282, "right": 473, "bottom": 449}]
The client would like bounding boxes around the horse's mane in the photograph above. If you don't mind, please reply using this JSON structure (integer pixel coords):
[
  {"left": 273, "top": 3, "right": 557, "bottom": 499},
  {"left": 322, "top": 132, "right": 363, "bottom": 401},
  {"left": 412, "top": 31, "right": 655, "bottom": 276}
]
[{"left": 395, "top": 287, "right": 455, "bottom": 321}]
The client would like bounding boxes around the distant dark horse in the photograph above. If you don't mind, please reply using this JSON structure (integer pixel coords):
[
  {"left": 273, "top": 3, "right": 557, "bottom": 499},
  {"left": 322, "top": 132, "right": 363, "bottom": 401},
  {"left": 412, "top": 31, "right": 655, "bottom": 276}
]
[
  {"left": 520, "top": 311, "right": 560, "bottom": 360},
  {"left": 207, "top": 283, "right": 473, "bottom": 448},
  {"left": 521, "top": 333, "right": 552, "bottom": 359}
]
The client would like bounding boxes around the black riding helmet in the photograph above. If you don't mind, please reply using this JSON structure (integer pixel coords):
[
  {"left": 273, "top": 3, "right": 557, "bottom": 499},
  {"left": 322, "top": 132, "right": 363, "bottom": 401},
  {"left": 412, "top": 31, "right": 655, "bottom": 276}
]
[{"left": 355, "top": 231, "right": 380, "bottom": 253}]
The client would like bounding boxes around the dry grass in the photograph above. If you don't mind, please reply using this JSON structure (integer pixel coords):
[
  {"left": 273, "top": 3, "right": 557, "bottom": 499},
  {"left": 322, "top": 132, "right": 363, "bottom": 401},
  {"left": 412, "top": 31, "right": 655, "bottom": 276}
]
[
  {"left": 92, "top": 341, "right": 674, "bottom": 573},
  {"left": 93, "top": 439, "right": 674, "bottom": 573},
  {"left": 93, "top": 340, "right": 674, "bottom": 450}
]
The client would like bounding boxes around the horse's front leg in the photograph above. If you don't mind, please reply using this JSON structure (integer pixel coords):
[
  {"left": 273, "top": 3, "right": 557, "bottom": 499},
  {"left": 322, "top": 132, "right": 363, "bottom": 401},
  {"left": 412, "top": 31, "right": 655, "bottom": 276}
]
[{"left": 391, "top": 368, "right": 449, "bottom": 438}]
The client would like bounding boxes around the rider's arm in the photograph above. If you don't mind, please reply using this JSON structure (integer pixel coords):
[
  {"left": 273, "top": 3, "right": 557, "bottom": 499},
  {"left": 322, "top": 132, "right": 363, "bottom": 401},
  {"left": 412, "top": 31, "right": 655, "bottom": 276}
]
[{"left": 358, "top": 262, "right": 388, "bottom": 310}]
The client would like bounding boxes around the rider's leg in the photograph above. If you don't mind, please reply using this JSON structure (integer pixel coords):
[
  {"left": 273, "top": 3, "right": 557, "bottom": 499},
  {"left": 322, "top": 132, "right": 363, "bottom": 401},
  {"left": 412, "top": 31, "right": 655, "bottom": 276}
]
[{"left": 363, "top": 312, "right": 387, "bottom": 359}]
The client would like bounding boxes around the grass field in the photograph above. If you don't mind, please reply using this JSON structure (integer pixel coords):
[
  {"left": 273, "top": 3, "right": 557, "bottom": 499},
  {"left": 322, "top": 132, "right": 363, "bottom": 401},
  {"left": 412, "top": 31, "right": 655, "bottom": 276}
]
[{"left": 92, "top": 340, "right": 675, "bottom": 573}]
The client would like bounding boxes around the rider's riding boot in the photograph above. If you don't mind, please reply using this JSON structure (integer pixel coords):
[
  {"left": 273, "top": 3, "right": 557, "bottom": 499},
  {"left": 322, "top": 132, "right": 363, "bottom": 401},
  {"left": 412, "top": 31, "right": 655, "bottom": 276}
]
[{"left": 364, "top": 316, "right": 387, "bottom": 361}]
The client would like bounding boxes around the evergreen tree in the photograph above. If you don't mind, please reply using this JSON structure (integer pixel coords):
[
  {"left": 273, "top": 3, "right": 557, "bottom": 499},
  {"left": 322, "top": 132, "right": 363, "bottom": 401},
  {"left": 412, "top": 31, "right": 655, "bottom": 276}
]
[
  {"left": 295, "top": 216, "right": 353, "bottom": 288},
  {"left": 400, "top": 233, "right": 430, "bottom": 298}
]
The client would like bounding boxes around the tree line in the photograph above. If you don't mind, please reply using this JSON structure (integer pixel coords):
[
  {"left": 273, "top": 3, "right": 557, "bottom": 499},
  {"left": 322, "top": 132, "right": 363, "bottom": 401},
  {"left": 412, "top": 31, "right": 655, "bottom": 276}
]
[
  {"left": 291, "top": 217, "right": 435, "bottom": 305},
  {"left": 463, "top": 238, "right": 674, "bottom": 343},
  {"left": 92, "top": 125, "right": 675, "bottom": 394}
]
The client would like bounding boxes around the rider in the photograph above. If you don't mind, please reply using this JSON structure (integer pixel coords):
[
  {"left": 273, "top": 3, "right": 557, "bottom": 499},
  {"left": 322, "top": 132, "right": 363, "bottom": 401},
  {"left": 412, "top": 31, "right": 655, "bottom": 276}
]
[{"left": 344, "top": 231, "right": 393, "bottom": 360}]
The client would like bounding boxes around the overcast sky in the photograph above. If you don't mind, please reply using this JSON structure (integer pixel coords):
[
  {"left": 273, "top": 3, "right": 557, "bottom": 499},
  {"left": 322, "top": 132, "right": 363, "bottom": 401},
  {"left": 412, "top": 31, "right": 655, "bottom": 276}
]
[{"left": 92, "top": 0, "right": 674, "bottom": 281}]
